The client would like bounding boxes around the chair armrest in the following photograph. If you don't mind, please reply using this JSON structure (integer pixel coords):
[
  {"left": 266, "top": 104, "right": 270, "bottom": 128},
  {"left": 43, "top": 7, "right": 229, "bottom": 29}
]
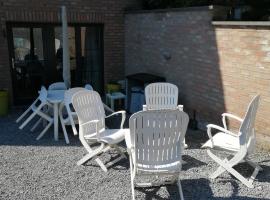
[
  {"left": 222, "top": 113, "right": 243, "bottom": 130},
  {"left": 80, "top": 119, "right": 100, "bottom": 139},
  {"left": 207, "top": 124, "right": 240, "bottom": 147},
  {"left": 105, "top": 110, "right": 126, "bottom": 129}
]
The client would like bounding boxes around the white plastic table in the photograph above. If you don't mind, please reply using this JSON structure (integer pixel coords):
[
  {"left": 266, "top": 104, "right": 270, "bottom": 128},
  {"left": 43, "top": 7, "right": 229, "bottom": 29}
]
[
  {"left": 106, "top": 92, "right": 127, "bottom": 111},
  {"left": 47, "top": 90, "right": 65, "bottom": 141}
]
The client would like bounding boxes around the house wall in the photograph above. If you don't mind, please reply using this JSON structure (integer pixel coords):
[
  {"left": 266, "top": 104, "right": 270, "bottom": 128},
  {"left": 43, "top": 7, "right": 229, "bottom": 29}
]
[
  {"left": 125, "top": 7, "right": 270, "bottom": 146},
  {"left": 0, "top": 0, "right": 141, "bottom": 104}
]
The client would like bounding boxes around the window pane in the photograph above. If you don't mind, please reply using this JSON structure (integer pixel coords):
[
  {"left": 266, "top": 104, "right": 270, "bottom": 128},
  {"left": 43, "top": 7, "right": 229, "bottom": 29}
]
[{"left": 13, "top": 28, "right": 30, "bottom": 61}]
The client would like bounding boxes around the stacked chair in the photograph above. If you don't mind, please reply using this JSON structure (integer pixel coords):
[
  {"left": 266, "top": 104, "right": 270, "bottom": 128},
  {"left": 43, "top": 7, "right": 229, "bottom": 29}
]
[{"left": 16, "top": 86, "right": 54, "bottom": 140}]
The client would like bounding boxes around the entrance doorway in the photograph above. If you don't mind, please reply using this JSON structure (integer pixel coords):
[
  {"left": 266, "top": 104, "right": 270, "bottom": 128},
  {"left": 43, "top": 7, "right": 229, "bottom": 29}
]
[{"left": 7, "top": 23, "right": 104, "bottom": 105}]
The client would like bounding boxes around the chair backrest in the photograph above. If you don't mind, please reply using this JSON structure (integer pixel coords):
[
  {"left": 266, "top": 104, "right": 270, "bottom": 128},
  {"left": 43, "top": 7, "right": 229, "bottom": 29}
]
[
  {"left": 129, "top": 110, "right": 189, "bottom": 169},
  {"left": 72, "top": 90, "right": 106, "bottom": 138},
  {"left": 64, "top": 87, "right": 86, "bottom": 105},
  {"left": 38, "top": 86, "right": 48, "bottom": 103},
  {"left": 145, "top": 82, "right": 178, "bottom": 110},
  {"left": 48, "top": 82, "right": 67, "bottom": 90},
  {"left": 84, "top": 84, "right": 93, "bottom": 90},
  {"left": 239, "top": 95, "right": 260, "bottom": 154}
]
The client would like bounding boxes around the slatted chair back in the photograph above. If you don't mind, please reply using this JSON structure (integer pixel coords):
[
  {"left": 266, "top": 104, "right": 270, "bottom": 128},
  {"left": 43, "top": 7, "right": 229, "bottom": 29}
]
[
  {"left": 145, "top": 83, "right": 178, "bottom": 110},
  {"left": 64, "top": 87, "right": 86, "bottom": 105},
  {"left": 239, "top": 95, "right": 260, "bottom": 154},
  {"left": 48, "top": 82, "right": 67, "bottom": 90},
  {"left": 129, "top": 110, "right": 189, "bottom": 169},
  {"left": 72, "top": 90, "right": 106, "bottom": 138}
]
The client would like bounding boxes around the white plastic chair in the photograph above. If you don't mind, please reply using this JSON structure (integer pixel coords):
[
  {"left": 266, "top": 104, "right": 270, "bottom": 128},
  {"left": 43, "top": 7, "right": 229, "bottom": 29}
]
[
  {"left": 127, "top": 109, "right": 189, "bottom": 200},
  {"left": 144, "top": 82, "right": 181, "bottom": 110},
  {"left": 48, "top": 82, "right": 67, "bottom": 90},
  {"left": 16, "top": 86, "right": 54, "bottom": 140},
  {"left": 72, "top": 90, "right": 129, "bottom": 172},
  {"left": 202, "top": 95, "right": 262, "bottom": 188},
  {"left": 144, "top": 82, "right": 187, "bottom": 147},
  {"left": 59, "top": 87, "right": 87, "bottom": 144}
]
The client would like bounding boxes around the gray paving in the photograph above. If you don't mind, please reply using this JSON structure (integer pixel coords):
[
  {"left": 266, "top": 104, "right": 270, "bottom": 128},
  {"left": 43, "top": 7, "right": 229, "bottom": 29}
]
[{"left": 0, "top": 109, "right": 270, "bottom": 200}]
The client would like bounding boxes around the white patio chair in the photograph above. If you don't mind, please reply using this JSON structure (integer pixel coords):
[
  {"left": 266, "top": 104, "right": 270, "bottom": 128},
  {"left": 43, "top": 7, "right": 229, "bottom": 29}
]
[
  {"left": 16, "top": 86, "right": 54, "bottom": 140},
  {"left": 72, "top": 90, "right": 129, "bottom": 172},
  {"left": 202, "top": 95, "right": 262, "bottom": 188},
  {"left": 144, "top": 82, "right": 187, "bottom": 148},
  {"left": 59, "top": 87, "right": 87, "bottom": 144},
  {"left": 48, "top": 82, "right": 67, "bottom": 90},
  {"left": 127, "top": 109, "right": 189, "bottom": 200}
]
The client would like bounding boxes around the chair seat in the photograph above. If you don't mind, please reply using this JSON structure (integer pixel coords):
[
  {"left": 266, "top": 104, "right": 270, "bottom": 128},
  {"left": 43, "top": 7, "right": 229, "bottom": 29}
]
[
  {"left": 85, "top": 128, "right": 129, "bottom": 144},
  {"left": 202, "top": 132, "right": 240, "bottom": 152}
]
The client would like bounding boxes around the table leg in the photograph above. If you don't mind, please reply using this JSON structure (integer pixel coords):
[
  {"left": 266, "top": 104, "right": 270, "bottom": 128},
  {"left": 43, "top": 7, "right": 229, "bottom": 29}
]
[
  {"left": 54, "top": 103, "right": 59, "bottom": 141},
  {"left": 111, "top": 98, "right": 114, "bottom": 111}
]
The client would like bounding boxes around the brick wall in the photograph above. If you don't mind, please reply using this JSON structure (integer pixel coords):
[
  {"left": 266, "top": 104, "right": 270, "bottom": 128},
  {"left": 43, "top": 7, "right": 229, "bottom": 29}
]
[
  {"left": 125, "top": 7, "right": 270, "bottom": 145},
  {"left": 0, "top": 0, "right": 141, "bottom": 104}
]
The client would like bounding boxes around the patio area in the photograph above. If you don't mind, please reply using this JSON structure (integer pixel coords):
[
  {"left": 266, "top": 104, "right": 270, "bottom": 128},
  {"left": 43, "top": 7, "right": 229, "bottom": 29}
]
[{"left": 1, "top": 110, "right": 270, "bottom": 200}]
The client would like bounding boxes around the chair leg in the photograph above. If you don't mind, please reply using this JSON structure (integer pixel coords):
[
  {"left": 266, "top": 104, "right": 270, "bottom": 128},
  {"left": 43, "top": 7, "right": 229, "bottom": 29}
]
[
  {"left": 130, "top": 158, "right": 135, "bottom": 200},
  {"left": 94, "top": 157, "right": 108, "bottom": 172},
  {"left": 36, "top": 121, "right": 53, "bottom": 140},
  {"left": 113, "top": 145, "right": 127, "bottom": 159},
  {"left": 31, "top": 118, "right": 42, "bottom": 132},
  {"left": 207, "top": 150, "right": 254, "bottom": 188},
  {"left": 19, "top": 111, "right": 37, "bottom": 129},
  {"left": 177, "top": 176, "right": 184, "bottom": 200},
  {"left": 60, "top": 120, "right": 70, "bottom": 144},
  {"left": 16, "top": 107, "right": 31, "bottom": 123},
  {"left": 210, "top": 157, "right": 229, "bottom": 179},
  {"left": 77, "top": 143, "right": 108, "bottom": 172},
  {"left": 246, "top": 158, "right": 263, "bottom": 171}
]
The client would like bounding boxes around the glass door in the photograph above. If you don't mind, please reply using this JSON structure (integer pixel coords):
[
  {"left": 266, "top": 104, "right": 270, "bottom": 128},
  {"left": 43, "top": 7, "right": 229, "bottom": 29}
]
[
  {"left": 7, "top": 23, "right": 104, "bottom": 105},
  {"left": 8, "top": 26, "right": 46, "bottom": 105}
]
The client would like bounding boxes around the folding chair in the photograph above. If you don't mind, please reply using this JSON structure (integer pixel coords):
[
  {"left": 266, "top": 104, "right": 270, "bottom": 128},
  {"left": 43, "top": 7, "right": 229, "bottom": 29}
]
[
  {"left": 16, "top": 86, "right": 54, "bottom": 140},
  {"left": 202, "top": 95, "right": 262, "bottom": 188},
  {"left": 127, "top": 109, "right": 189, "bottom": 200},
  {"left": 72, "top": 90, "right": 129, "bottom": 172},
  {"left": 144, "top": 82, "right": 187, "bottom": 148}
]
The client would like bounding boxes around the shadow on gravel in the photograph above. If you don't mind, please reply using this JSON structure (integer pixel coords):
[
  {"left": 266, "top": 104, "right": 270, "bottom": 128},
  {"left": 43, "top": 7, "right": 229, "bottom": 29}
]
[
  {"left": 136, "top": 178, "right": 213, "bottom": 200},
  {"left": 84, "top": 153, "right": 129, "bottom": 171},
  {"left": 182, "top": 155, "right": 207, "bottom": 171},
  {"left": 255, "top": 164, "right": 270, "bottom": 184},
  {"left": 185, "top": 129, "right": 208, "bottom": 150}
]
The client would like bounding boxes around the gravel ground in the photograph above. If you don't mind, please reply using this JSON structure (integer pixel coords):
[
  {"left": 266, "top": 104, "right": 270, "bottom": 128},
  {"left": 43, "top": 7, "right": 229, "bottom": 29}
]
[{"left": 1, "top": 109, "right": 270, "bottom": 200}]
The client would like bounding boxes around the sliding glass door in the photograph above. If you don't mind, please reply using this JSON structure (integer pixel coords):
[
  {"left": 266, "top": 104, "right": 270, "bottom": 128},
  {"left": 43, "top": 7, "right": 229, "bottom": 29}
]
[{"left": 7, "top": 23, "right": 104, "bottom": 105}]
